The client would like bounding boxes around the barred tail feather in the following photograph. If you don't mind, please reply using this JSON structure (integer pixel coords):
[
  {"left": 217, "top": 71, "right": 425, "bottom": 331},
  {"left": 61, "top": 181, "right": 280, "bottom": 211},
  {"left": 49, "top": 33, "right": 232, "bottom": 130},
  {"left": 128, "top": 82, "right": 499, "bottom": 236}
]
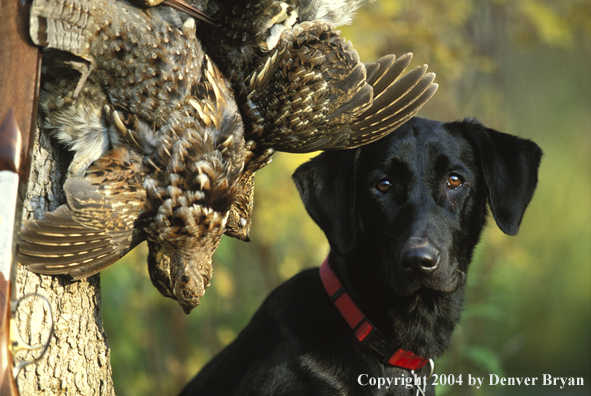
[
  {"left": 350, "top": 83, "right": 438, "bottom": 147},
  {"left": 339, "top": 54, "right": 438, "bottom": 149},
  {"left": 18, "top": 205, "right": 124, "bottom": 279},
  {"left": 346, "top": 66, "right": 438, "bottom": 147},
  {"left": 366, "top": 54, "right": 412, "bottom": 96}
]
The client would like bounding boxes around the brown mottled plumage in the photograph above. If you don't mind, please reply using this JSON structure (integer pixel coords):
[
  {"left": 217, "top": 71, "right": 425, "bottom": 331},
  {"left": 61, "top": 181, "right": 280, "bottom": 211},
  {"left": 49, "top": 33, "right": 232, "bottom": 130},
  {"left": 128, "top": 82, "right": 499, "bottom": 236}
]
[
  {"left": 30, "top": 0, "right": 204, "bottom": 124},
  {"left": 243, "top": 23, "right": 437, "bottom": 152},
  {"left": 225, "top": 143, "right": 274, "bottom": 241},
  {"left": 197, "top": 0, "right": 437, "bottom": 151},
  {"left": 21, "top": 0, "right": 244, "bottom": 313},
  {"left": 201, "top": 1, "right": 438, "bottom": 241}
]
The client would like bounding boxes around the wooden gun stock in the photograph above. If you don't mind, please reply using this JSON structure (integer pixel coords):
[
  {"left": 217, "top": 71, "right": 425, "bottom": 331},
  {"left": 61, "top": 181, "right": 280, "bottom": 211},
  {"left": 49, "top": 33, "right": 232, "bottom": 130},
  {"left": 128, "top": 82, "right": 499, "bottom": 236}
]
[{"left": 0, "top": 0, "right": 41, "bottom": 186}]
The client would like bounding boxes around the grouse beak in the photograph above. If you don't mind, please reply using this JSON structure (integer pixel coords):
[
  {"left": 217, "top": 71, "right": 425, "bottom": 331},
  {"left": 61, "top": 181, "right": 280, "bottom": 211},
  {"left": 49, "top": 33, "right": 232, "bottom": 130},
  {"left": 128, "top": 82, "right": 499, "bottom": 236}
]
[
  {"left": 167, "top": 249, "right": 215, "bottom": 314},
  {"left": 164, "top": 0, "right": 219, "bottom": 26}
]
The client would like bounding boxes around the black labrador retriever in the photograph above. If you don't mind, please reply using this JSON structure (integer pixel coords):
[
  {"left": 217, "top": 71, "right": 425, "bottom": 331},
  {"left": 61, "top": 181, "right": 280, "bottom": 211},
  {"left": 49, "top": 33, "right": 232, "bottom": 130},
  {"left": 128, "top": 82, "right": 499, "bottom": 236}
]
[{"left": 179, "top": 117, "right": 542, "bottom": 395}]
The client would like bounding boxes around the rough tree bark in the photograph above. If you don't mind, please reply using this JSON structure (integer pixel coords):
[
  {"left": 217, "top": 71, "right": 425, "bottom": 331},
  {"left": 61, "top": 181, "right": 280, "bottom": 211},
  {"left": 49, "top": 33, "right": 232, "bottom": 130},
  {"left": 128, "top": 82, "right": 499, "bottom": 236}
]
[{"left": 14, "top": 120, "right": 115, "bottom": 395}]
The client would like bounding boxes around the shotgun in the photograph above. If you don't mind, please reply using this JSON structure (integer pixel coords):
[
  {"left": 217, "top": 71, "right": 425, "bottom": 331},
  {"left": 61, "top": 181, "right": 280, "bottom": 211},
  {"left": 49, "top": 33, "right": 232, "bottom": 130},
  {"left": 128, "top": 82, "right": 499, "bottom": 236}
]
[
  {"left": 0, "top": 0, "right": 52, "bottom": 393},
  {"left": 0, "top": 111, "right": 24, "bottom": 396},
  {"left": 0, "top": 111, "right": 54, "bottom": 395}
]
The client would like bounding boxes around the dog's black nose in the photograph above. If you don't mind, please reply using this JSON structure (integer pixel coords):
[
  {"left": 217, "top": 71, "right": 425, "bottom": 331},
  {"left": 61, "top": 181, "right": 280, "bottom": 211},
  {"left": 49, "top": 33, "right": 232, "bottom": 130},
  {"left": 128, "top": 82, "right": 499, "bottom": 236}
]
[{"left": 401, "top": 237, "right": 440, "bottom": 274}]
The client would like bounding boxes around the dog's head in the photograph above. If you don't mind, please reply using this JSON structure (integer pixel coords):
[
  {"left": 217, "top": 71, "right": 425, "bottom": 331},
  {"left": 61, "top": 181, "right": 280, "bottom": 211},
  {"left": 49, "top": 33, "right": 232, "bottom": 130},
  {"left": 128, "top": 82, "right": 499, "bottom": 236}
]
[{"left": 293, "top": 118, "right": 542, "bottom": 297}]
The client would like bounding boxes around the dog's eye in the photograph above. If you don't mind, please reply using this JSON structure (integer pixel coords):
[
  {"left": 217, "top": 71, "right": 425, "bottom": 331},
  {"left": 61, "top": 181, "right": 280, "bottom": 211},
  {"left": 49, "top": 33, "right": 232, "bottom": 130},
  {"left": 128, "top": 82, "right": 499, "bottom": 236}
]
[
  {"left": 376, "top": 179, "right": 393, "bottom": 193},
  {"left": 447, "top": 174, "right": 464, "bottom": 190}
]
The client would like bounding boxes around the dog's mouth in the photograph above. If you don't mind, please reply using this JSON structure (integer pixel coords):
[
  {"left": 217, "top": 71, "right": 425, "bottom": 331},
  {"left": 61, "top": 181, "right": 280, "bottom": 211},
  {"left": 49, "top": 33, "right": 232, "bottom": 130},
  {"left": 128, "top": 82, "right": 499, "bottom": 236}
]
[{"left": 392, "top": 266, "right": 466, "bottom": 296}]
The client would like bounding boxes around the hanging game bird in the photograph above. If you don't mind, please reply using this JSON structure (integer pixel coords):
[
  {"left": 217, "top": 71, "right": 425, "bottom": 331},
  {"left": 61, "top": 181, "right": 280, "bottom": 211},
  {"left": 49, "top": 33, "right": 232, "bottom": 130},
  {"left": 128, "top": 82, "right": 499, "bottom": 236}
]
[
  {"left": 197, "top": 0, "right": 439, "bottom": 240},
  {"left": 195, "top": 0, "right": 438, "bottom": 152},
  {"left": 19, "top": 0, "right": 438, "bottom": 312},
  {"left": 20, "top": 0, "right": 245, "bottom": 313}
]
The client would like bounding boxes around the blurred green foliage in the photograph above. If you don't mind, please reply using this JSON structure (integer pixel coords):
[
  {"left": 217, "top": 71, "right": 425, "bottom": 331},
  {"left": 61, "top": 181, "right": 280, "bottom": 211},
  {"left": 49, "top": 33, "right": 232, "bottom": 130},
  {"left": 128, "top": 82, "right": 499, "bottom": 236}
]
[{"left": 101, "top": 1, "right": 591, "bottom": 395}]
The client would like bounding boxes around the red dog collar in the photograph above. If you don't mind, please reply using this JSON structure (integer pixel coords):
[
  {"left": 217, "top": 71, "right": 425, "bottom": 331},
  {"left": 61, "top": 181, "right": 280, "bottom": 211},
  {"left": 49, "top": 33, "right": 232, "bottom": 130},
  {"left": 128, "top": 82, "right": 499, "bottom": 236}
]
[{"left": 319, "top": 258, "right": 430, "bottom": 371}]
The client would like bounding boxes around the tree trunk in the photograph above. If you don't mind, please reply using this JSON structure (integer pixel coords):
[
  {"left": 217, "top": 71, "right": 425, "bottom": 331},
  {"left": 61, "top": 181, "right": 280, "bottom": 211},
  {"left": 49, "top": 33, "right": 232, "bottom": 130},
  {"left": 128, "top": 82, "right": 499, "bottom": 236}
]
[{"left": 15, "top": 121, "right": 115, "bottom": 395}]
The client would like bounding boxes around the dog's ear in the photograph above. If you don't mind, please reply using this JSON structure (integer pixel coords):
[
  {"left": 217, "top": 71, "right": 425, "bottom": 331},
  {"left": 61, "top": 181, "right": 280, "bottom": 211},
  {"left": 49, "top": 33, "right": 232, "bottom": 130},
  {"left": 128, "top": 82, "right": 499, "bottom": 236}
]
[
  {"left": 457, "top": 119, "right": 542, "bottom": 235},
  {"left": 293, "top": 150, "right": 358, "bottom": 255}
]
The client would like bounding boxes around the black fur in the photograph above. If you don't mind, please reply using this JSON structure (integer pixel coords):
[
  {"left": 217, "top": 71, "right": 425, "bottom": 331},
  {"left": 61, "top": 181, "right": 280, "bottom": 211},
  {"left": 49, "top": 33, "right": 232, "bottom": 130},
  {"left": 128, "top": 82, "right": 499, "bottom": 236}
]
[{"left": 179, "top": 118, "right": 542, "bottom": 395}]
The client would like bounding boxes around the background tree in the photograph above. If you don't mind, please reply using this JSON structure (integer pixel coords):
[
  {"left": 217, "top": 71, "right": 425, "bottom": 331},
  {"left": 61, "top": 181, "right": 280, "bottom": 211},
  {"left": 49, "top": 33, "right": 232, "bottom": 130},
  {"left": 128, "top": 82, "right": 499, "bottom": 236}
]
[{"left": 16, "top": 124, "right": 114, "bottom": 394}]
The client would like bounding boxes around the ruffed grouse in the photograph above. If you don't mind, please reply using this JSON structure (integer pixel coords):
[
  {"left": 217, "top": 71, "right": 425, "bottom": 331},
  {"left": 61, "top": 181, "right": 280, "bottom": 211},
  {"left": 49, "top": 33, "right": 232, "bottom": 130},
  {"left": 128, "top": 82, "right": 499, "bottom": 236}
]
[
  {"left": 19, "top": 0, "right": 244, "bottom": 313},
  {"left": 19, "top": 0, "right": 438, "bottom": 313},
  {"left": 196, "top": 0, "right": 439, "bottom": 240}
]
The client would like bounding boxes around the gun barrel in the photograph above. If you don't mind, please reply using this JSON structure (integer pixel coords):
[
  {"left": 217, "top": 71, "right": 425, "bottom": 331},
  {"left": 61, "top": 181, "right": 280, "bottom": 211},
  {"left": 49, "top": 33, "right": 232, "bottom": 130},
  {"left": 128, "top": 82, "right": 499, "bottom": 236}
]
[
  {"left": 0, "top": 113, "right": 21, "bottom": 395},
  {"left": 0, "top": 111, "right": 22, "bottom": 291},
  {"left": 0, "top": 274, "right": 18, "bottom": 395}
]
